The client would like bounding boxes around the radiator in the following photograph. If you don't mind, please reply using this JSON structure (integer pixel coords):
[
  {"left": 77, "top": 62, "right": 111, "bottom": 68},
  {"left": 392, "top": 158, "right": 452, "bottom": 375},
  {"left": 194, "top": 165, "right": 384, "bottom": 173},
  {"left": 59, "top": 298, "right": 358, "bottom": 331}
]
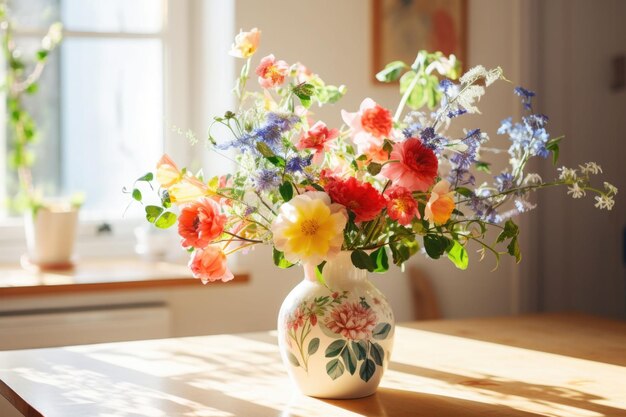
[{"left": 0, "top": 303, "right": 171, "bottom": 350}]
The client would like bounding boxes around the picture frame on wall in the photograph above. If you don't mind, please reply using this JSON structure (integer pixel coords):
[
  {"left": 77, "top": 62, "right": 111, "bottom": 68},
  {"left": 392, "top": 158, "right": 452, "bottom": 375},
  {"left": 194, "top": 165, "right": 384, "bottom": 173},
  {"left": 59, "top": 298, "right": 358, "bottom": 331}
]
[{"left": 372, "top": 0, "right": 467, "bottom": 81}]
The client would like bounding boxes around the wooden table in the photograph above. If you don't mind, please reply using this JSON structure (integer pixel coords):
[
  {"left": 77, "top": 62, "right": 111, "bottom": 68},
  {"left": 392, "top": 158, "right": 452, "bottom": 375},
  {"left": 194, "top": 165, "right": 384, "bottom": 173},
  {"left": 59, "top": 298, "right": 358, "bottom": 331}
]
[{"left": 1, "top": 313, "right": 625, "bottom": 416}]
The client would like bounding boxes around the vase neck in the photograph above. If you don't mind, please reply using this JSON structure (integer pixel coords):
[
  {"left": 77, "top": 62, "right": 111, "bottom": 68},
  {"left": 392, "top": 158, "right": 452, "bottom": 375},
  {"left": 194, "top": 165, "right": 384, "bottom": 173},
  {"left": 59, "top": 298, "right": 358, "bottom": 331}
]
[{"left": 303, "top": 252, "right": 366, "bottom": 287}]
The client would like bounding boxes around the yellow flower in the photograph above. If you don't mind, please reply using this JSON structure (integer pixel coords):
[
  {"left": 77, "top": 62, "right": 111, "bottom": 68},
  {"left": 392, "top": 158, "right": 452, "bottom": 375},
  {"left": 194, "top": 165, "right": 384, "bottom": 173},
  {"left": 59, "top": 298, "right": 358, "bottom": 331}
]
[
  {"left": 229, "top": 28, "right": 261, "bottom": 59},
  {"left": 424, "top": 180, "right": 455, "bottom": 225},
  {"left": 155, "top": 154, "right": 211, "bottom": 204},
  {"left": 271, "top": 192, "right": 347, "bottom": 265}
]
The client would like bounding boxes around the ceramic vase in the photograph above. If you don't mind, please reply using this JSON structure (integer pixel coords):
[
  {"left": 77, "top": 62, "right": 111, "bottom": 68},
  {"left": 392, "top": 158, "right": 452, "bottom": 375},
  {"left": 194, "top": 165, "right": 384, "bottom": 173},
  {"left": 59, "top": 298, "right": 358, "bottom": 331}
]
[
  {"left": 277, "top": 251, "right": 395, "bottom": 399},
  {"left": 24, "top": 204, "right": 78, "bottom": 269}
]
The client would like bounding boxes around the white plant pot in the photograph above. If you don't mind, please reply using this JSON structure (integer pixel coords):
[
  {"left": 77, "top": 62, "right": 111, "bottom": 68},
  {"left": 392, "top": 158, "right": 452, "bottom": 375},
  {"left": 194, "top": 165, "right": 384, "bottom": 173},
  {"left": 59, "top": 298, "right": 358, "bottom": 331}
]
[
  {"left": 277, "top": 252, "right": 395, "bottom": 399},
  {"left": 24, "top": 205, "right": 79, "bottom": 269}
]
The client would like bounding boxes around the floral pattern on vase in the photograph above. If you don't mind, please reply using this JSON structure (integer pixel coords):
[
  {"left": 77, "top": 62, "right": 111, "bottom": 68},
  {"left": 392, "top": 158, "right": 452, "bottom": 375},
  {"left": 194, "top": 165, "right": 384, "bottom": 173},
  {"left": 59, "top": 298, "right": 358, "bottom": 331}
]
[{"left": 277, "top": 252, "right": 395, "bottom": 399}]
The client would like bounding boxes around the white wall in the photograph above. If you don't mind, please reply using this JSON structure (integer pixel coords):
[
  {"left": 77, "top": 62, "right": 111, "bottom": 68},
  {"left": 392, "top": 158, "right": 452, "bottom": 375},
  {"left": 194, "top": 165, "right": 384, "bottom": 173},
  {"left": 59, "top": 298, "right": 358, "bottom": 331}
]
[{"left": 528, "top": 0, "right": 626, "bottom": 319}]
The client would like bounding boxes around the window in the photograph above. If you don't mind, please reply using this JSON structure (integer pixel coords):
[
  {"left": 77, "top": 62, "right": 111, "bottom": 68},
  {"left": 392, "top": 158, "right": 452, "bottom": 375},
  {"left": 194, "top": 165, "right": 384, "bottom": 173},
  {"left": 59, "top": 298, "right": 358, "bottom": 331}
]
[{"left": 0, "top": 0, "right": 195, "bottom": 261}]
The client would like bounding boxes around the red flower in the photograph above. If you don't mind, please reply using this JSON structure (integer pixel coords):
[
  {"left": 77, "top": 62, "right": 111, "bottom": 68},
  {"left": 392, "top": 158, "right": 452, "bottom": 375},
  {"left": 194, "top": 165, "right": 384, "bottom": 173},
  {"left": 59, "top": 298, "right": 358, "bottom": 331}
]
[
  {"left": 381, "top": 138, "right": 438, "bottom": 192},
  {"left": 297, "top": 121, "right": 339, "bottom": 154},
  {"left": 386, "top": 186, "right": 419, "bottom": 225},
  {"left": 178, "top": 198, "right": 227, "bottom": 249},
  {"left": 309, "top": 313, "right": 318, "bottom": 326},
  {"left": 325, "top": 177, "right": 386, "bottom": 222}
]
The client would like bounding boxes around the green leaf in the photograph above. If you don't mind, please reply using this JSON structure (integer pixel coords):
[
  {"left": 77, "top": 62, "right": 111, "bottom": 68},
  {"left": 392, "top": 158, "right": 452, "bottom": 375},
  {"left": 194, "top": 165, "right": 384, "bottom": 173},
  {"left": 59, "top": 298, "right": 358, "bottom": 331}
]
[
  {"left": 341, "top": 345, "right": 357, "bottom": 375},
  {"left": 325, "top": 339, "right": 346, "bottom": 357},
  {"left": 367, "top": 162, "right": 382, "bottom": 176},
  {"left": 351, "top": 249, "right": 375, "bottom": 272},
  {"left": 137, "top": 172, "right": 154, "bottom": 182},
  {"left": 496, "top": 219, "right": 519, "bottom": 243},
  {"left": 372, "top": 322, "right": 392, "bottom": 340},
  {"left": 308, "top": 338, "right": 320, "bottom": 355},
  {"left": 36, "top": 49, "right": 48, "bottom": 61},
  {"left": 546, "top": 136, "right": 563, "bottom": 165},
  {"left": 475, "top": 161, "right": 491, "bottom": 173},
  {"left": 423, "top": 234, "right": 449, "bottom": 259},
  {"left": 279, "top": 182, "right": 294, "bottom": 202},
  {"left": 315, "top": 262, "right": 327, "bottom": 286},
  {"left": 25, "top": 83, "right": 39, "bottom": 95},
  {"left": 351, "top": 340, "right": 367, "bottom": 360},
  {"left": 455, "top": 187, "right": 474, "bottom": 197},
  {"left": 145, "top": 205, "right": 164, "bottom": 223},
  {"left": 359, "top": 359, "right": 376, "bottom": 382},
  {"left": 446, "top": 240, "right": 469, "bottom": 270},
  {"left": 326, "top": 358, "right": 345, "bottom": 380},
  {"left": 508, "top": 236, "right": 522, "bottom": 263},
  {"left": 287, "top": 351, "right": 300, "bottom": 367},
  {"left": 369, "top": 247, "right": 389, "bottom": 273},
  {"left": 256, "top": 142, "right": 275, "bottom": 158},
  {"left": 267, "top": 155, "right": 286, "bottom": 168},
  {"left": 161, "top": 190, "right": 172, "bottom": 208},
  {"left": 273, "top": 248, "right": 294, "bottom": 269},
  {"left": 132, "top": 188, "right": 142, "bottom": 202},
  {"left": 370, "top": 343, "right": 385, "bottom": 366},
  {"left": 375, "top": 60, "right": 408, "bottom": 82},
  {"left": 155, "top": 212, "right": 177, "bottom": 229}
]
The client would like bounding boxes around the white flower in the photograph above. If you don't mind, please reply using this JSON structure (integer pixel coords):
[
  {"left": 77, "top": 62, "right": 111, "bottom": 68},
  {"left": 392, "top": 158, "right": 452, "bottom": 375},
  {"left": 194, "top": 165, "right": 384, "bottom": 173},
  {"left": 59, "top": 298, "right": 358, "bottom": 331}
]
[
  {"left": 41, "top": 22, "right": 63, "bottom": 51},
  {"left": 594, "top": 195, "right": 615, "bottom": 210},
  {"left": 523, "top": 173, "right": 542, "bottom": 185},
  {"left": 579, "top": 162, "right": 603, "bottom": 175},
  {"left": 604, "top": 182, "right": 618, "bottom": 195},
  {"left": 558, "top": 167, "right": 578, "bottom": 181},
  {"left": 567, "top": 183, "right": 585, "bottom": 199}
]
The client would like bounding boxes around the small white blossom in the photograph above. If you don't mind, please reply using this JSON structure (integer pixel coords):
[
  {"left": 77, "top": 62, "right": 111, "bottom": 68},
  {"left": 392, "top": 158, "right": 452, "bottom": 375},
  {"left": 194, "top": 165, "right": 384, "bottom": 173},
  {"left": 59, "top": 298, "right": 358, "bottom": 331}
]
[
  {"left": 594, "top": 195, "right": 615, "bottom": 210},
  {"left": 567, "top": 183, "right": 585, "bottom": 198},
  {"left": 558, "top": 167, "right": 578, "bottom": 181},
  {"left": 523, "top": 173, "right": 542, "bottom": 185},
  {"left": 604, "top": 182, "right": 618, "bottom": 195},
  {"left": 579, "top": 162, "right": 603, "bottom": 175}
]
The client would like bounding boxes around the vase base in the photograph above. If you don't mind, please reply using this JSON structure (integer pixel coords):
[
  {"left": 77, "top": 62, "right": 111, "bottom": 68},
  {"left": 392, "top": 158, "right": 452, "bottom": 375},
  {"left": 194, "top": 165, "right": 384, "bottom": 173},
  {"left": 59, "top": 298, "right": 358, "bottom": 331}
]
[{"left": 298, "top": 384, "right": 379, "bottom": 400}]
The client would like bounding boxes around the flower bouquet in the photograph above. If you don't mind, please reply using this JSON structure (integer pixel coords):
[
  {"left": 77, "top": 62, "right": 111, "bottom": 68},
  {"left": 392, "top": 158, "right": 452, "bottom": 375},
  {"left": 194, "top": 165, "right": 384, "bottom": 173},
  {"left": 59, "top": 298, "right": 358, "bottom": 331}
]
[{"left": 128, "top": 28, "right": 616, "bottom": 398}]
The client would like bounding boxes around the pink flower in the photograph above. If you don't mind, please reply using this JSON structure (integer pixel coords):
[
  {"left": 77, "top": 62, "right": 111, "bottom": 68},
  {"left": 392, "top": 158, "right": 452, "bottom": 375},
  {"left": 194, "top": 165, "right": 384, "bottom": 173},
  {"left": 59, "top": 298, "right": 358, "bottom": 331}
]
[
  {"left": 188, "top": 245, "right": 234, "bottom": 284},
  {"left": 228, "top": 28, "right": 261, "bottom": 59},
  {"left": 381, "top": 138, "right": 438, "bottom": 192},
  {"left": 287, "top": 307, "right": 306, "bottom": 332},
  {"left": 255, "top": 54, "right": 289, "bottom": 89},
  {"left": 342, "top": 98, "right": 393, "bottom": 154},
  {"left": 296, "top": 121, "right": 339, "bottom": 164},
  {"left": 325, "top": 302, "right": 377, "bottom": 340},
  {"left": 178, "top": 198, "right": 227, "bottom": 249},
  {"left": 294, "top": 62, "right": 313, "bottom": 84},
  {"left": 386, "top": 186, "right": 419, "bottom": 225}
]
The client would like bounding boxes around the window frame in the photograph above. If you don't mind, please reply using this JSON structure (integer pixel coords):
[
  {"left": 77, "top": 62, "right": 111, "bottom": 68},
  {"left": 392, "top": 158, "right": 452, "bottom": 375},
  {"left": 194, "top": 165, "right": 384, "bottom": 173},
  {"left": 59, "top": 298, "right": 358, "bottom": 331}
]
[{"left": 0, "top": 0, "right": 191, "bottom": 262}]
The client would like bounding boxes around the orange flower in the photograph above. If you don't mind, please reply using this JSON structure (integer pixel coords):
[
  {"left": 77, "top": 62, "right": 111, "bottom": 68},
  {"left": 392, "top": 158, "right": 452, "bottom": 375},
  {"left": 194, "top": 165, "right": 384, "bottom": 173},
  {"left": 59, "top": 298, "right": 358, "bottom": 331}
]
[
  {"left": 188, "top": 245, "right": 233, "bottom": 284},
  {"left": 178, "top": 198, "right": 227, "bottom": 249},
  {"left": 424, "top": 180, "right": 455, "bottom": 225}
]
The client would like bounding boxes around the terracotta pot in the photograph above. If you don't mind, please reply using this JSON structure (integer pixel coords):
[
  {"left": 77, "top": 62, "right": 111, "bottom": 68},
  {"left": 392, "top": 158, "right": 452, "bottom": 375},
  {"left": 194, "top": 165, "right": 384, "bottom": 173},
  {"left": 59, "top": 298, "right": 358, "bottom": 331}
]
[{"left": 277, "top": 251, "right": 395, "bottom": 399}]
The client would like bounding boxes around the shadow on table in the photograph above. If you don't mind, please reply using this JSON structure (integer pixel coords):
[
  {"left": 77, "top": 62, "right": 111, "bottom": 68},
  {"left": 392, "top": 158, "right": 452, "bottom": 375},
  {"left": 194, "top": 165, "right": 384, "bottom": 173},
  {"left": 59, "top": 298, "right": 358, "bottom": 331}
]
[
  {"left": 384, "top": 362, "right": 626, "bottom": 417},
  {"left": 321, "top": 387, "right": 542, "bottom": 417}
]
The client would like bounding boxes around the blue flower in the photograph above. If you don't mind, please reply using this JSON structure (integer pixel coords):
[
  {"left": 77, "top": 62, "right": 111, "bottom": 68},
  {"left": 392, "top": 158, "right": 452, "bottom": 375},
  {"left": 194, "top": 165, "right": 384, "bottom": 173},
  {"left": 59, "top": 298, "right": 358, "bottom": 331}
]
[
  {"left": 254, "top": 169, "right": 280, "bottom": 191},
  {"left": 514, "top": 86, "right": 536, "bottom": 110},
  {"left": 495, "top": 172, "right": 514, "bottom": 192},
  {"left": 286, "top": 154, "right": 313, "bottom": 173}
]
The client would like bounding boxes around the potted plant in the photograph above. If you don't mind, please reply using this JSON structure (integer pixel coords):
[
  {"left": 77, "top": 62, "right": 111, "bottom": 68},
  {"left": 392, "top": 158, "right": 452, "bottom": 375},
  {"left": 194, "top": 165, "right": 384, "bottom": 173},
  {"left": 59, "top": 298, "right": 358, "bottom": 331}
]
[{"left": 1, "top": 3, "right": 81, "bottom": 269}]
